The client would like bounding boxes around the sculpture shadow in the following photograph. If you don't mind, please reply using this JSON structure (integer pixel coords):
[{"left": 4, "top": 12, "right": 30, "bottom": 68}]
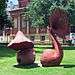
[
  {"left": 42, "top": 64, "right": 75, "bottom": 68},
  {"left": 60, "top": 64, "right": 75, "bottom": 68},
  {"left": 13, "top": 63, "right": 40, "bottom": 69}
]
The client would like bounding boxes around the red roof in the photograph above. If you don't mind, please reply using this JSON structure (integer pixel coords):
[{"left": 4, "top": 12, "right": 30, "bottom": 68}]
[{"left": 18, "top": 0, "right": 30, "bottom": 7}]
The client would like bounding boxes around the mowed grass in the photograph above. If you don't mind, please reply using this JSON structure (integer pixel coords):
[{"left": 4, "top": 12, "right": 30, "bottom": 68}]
[{"left": 0, "top": 46, "right": 75, "bottom": 75}]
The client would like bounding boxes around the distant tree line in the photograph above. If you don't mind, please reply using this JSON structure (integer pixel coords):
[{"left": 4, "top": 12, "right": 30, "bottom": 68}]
[
  {"left": 24, "top": 0, "right": 75, "bottom": 27},
  {"left": 0, "top": 0, "right": 12, "bottom": 30}
]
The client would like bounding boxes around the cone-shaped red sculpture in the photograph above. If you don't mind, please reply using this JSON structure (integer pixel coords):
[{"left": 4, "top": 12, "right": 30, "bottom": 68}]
[
  {"left": 8, "top": 31, "right": 35, "bottom": 65},
  {"left": 8, "top": 31, "right": 34, "bottom": 50},
  {"left": 17, "top": 49, "right": 35, "bottom": 65}
]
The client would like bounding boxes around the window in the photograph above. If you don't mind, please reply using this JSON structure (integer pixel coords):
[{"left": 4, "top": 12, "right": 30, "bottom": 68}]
[
  {"left": 40, "top": 36, "right": 45, "bottom": 41},
  {"left": 71, "top": 26, "right": 75, "bottom": 33},
  {"left": 30, "top": 36, "right": 35, "bottom": 41},
  {"left": 1, "top": 38, "right": 3, "bottom": 41}
]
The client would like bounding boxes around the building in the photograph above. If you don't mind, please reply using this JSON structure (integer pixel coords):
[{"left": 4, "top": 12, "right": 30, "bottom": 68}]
[{"left": 6, "top": 0, "right": 50, "bottom": 44}]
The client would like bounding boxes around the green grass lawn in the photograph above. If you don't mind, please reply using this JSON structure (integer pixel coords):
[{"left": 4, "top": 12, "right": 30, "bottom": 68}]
[{"left": 0, "top": 46, "right": 75, "bottom": 75}]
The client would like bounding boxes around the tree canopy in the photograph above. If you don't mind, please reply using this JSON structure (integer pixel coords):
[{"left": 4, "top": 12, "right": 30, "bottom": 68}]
[
  {"left": 0, "top": 0, "right": 12, "bottom": 30},
  {"left": 24, "top": 0, "right": 75, "bottom": 27}
]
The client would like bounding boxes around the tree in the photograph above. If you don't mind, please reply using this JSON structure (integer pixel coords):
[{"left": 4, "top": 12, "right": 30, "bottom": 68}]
[
  {"left": 0, "top": 0, "right": 12, "bottom": 30},
  {"left": 24, "top": 0, "right": 75, "bottom": 27},
  {"left": 68, "top": 0, "right": 75, "bottom": 26}
]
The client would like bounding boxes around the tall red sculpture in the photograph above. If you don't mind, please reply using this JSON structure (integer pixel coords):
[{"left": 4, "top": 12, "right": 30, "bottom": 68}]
[{"left": 40, "top": 8, "right": 69, "bottom": 67}]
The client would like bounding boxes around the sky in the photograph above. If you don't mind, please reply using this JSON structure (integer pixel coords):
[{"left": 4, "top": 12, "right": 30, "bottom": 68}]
[{"left": 8, "top": 0, "right": 18, "bottom": 5}]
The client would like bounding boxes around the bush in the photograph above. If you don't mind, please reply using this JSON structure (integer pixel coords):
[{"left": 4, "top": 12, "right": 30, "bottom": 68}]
[{"left": 66, "top": 40, "right": 72, "bottom": 46}]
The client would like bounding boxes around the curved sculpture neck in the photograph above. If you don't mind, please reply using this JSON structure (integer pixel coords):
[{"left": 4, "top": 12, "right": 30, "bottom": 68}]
[{"left": 49, "top": 31, "right": 63, "bottom": 53}]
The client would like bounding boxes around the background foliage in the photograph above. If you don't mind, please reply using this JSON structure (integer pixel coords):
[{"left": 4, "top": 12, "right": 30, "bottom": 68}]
[
  {"left": 24, "top": 0, "right": 75, "bottom": 27},
  {"left": 0, "top": 0, "right": 12, "bottom": 30}
]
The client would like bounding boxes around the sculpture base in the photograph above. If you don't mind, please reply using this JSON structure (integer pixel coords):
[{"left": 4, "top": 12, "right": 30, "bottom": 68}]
[
  {"left": 17, "top": 49, "right": 35, "bottom": 65},
  {"left": 40, "top": 50, "right": 63, "bottom": 67}
]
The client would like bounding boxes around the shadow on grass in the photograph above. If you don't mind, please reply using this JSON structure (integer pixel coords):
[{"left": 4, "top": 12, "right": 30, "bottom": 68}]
[
  {"left": 63, "top": 46, "right": 75, "bottom": 50},
  {"left": 60, "top": 64, "right": 75, "bottom": 68},
  {"left": 0, "top": 46, "right": 16, "bottom": 58},
  {"left": 13, "top": 63, "right": 40, "bottom": 69},
  {"left": 14, "top": 63, "right": 75, "bottom": 69},
  {"left": 43, "top": 64, "right": 75, "bottom": 68},
  {"left": 37, "top": 64, "right": 75, "bottom": 68}
]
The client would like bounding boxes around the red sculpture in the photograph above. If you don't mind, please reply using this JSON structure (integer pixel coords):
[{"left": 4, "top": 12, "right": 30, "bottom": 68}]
[
  {"left": 40, "top": 28, "right": 63, "bottom": 66},
  {"left": 40, "top": 8, "right": 69, "bottom": 67},
  {"left": 49, "top": 8, "right": 69, "bottom": 38},
  {"left": 8, "top": 31, "right": 35, "bottom": 65},
  {"left": 17, "top": 48, "right": 35, "bottom": 65}
]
